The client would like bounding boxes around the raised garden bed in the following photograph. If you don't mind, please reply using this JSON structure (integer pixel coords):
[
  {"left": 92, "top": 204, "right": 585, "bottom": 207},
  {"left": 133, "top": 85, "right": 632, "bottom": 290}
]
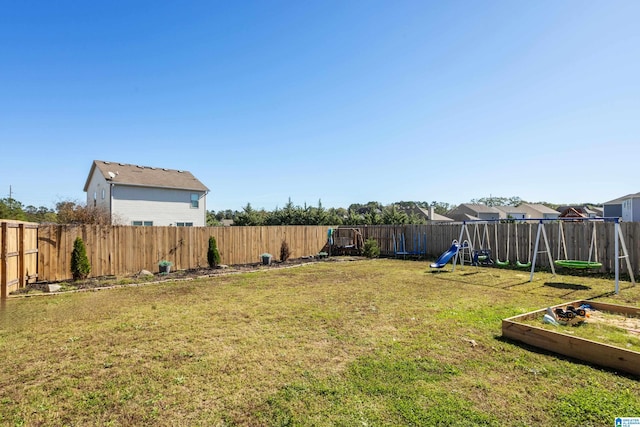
[{"left": 502, "top": 300, "right": 640, "bottom": 377}]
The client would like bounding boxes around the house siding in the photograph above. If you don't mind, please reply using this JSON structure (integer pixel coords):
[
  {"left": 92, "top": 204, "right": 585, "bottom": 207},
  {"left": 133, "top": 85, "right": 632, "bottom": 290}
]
[
  {"left": 518, "top": 204, "right": 560, "bottom": 220},
  {"left": 622, "top": 198, "right": 640, "bottom": 222},
  {"left": 604, "top": 204, "right": 623, "bottom": 218},
  {"left": 477, "top": 212, "right": 500, "bottom": 220},
  {"left": 445, "top": 204, "right": 502, "bottom": 221},
  {"left": 112, "top": 186, "right": 206, "bottom": 226},
  {"left": 85, "top": 172, "right": 111, "bottom": 212}
]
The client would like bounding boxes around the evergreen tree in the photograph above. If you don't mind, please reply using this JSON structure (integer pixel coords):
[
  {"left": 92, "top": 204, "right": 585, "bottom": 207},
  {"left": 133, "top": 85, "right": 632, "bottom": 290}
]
[
  {"left": 207, "top": 236, "right": 221, "bottom": 268},
  {"left": 280, "top": 240, "right": 291, "bottom": 262},
  {"left": 70, "top": 237, "right": 91, "bottom": 280}
]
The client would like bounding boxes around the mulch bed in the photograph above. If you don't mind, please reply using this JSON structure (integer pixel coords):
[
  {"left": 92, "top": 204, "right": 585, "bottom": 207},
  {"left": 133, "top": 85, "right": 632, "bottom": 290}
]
[{"left": 14, "top": 256, "right": 366, "bottom": 296}]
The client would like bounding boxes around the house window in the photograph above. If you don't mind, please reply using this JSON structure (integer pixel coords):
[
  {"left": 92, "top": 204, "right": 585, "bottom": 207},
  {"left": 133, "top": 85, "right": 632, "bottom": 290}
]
[
  {"left": 191, "top": 193, "right": 199, "bottom": 208},
  {"left": 102, "top": 189, "right": 106, "bottom": 199},
  {"left": 132, "top": 221, "right": 153, "bottom": 226},
  {"left": 176, "top": 222, "right": 194, "bottom": 227}
]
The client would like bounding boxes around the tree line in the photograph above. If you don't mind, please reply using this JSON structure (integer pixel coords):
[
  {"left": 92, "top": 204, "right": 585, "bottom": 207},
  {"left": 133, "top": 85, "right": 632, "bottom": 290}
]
[
  {"left": 1, "top": 196, "right": 565, "bottom": 226},
  {"left": 0, "top": 198, "right": 111, "bottom": 225},
  {"left": 208, "top": 200, "right": 466, "bottom": 226}
]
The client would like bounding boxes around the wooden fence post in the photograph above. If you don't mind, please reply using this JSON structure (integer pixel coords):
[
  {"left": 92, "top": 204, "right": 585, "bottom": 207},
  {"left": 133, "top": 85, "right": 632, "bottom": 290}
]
[{"left": 1, "top": 222, "right": 7, "bottom": 299}]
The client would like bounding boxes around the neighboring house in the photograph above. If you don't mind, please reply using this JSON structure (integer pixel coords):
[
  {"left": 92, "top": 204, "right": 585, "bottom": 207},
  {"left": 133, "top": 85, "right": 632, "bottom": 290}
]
[
  {"left": 446, "top": 204, "right": 501, "bottom": 222},
  {"left": 494, "top": 205, "right": 527, "bottom": 220},
  {"left": 603, "top": 193, "right": 640, "bottom": 220},
  {"left": 558, "top": 207, "right": 587, "bottom": 219},
  {"left": 517, "top": 203, "right": 560, "bottom": 220},
  {"left": 591, "top": 206, "right": 604, "bottom": 217},
  {"left": 603, "top": 193, "right": 640, "bottom": 222},
  {"left": 557, "top": 205, "right": 601, "bottom": 218},
  {"left": 84, "top": 160, "right": 209, "bottom": 226},
  {"left": 401, "top": 205, "right": 453, "bottom": 223}
]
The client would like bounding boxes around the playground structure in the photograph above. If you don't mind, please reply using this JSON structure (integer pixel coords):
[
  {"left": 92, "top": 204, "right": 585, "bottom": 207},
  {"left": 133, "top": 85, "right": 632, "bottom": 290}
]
[
  {"left": 430, "top": 240, "right": 465, "bottom": 269},
  {"left": 393, "top": 231, "right": 427, "bottom": 258},
  {"left": 432, "top": 217, "right": 635, "bottom": 294},
  {"left": 328, "top": 227, "right": 364, "bottom": 256}
]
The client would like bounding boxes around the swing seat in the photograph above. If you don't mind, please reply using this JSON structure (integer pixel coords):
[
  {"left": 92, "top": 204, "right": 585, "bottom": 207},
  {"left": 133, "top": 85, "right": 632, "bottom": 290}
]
[
  {"left": 516, "top": 261, "right": 532, "bottom": 268},
  {"left": 554, "top": 260, "right": 602, "bottom": 269},
  {"left": 495, "top": 259, "right": 509, "bottom": 267}
]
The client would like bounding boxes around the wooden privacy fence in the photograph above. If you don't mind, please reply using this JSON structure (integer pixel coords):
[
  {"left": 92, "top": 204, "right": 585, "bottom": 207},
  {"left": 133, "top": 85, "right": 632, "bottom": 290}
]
[
  {"left": 0, "top": 220, "right": 38, "bottom": 297},
  {"left": 38, "top": 225, "right": 331, "bottom": 282},
  {"left": 359, "top": 221, "right": 640, "bottom": 275},
  {"left": 23, "top": 221, "right": 640, "bottom": 284}
]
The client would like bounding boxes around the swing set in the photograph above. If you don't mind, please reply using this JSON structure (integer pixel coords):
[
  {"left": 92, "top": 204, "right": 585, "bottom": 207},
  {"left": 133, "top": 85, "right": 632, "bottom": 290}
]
[
  {"left": 529, "top": 217, "right": 635, "bottom": 293},
  {"left": 554, "top": 221, "right": 602, "bottom": 269},
  {"left": 449, "top": 217, "right": 635, "bottom": 294},
  {"left": 451, "top": 222, "right": 493, "bottom": 267},
  {"left": 494, "top": 222, "right": 532, "bottom": 268}
]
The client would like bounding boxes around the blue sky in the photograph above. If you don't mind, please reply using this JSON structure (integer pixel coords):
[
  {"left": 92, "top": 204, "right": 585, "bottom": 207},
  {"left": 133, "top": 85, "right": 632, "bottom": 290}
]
[{"left": 1, "top": 1, "right": 639, "bottom": 212}]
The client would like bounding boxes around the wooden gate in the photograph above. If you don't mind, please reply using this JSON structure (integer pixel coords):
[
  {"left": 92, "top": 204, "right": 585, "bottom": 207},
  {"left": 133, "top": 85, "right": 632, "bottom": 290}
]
[{"left": 1, "top": 220, "right": 38, "bottom": 298}]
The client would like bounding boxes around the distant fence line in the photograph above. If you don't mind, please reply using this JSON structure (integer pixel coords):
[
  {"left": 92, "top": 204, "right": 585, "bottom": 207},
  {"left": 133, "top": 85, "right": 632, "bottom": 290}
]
[{"left": 0, "top": 221, "right": 636, "bottom": 285}]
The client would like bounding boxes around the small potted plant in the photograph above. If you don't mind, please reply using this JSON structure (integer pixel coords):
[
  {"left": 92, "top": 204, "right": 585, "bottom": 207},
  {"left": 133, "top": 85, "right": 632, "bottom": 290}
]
[
  {"left": 260, "top": 253, "right": 272, "bottom": 265},
  {"left": 158, "top": 260, "right": 172, "bottom": 274}
]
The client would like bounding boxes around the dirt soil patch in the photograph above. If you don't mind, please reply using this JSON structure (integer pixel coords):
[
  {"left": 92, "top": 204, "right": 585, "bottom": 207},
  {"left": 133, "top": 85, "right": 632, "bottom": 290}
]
[{"left": 15, "top": 256, "right": 366, "bottom": 295}]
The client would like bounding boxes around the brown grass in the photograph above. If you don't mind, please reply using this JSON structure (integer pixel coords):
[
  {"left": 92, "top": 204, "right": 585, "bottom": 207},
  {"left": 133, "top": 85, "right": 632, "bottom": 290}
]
[{"left": 1, "top": 259, "right": 639, "bottom": 426}]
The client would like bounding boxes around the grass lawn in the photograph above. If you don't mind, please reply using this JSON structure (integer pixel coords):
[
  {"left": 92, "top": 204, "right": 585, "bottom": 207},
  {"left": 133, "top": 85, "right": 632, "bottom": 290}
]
[{"left": 1, "top": 259, "right": 639, "bottom": 426}]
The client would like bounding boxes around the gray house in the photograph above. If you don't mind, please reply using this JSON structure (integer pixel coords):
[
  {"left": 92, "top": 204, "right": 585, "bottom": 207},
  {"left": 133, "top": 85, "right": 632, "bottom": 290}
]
[
  {"left": 517, "top": 203, "right": 560, "bottom": 220},
  {"left": 604, "top": 193, "right": 640, "bottom": 221},
  {"left": 84, "top": 160, "right": 209, "bottom": 226},
  {"left": 494, "top": 205, "right": 528, "bottom": 219},
  {"left": 400, "top": 205, "right": 453, "bottom": 223},
  {"left": 446, "top": 204, "right": 501, "bottom": 221}
]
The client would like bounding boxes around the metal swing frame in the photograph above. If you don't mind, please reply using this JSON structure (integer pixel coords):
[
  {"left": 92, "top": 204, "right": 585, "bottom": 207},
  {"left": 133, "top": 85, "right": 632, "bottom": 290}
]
[{"left": 529, "top": 217, "right": 635, "bottom": 294}]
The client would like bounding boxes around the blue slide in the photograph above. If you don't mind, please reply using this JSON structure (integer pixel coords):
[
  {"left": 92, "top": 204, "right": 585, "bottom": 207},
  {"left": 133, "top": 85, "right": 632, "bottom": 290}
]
[{"left": 430, "top": 243, "right": 459, "bottom": 269}]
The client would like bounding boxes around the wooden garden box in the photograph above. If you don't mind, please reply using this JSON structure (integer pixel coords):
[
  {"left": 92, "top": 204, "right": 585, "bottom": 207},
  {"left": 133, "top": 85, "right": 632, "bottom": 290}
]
[{"left": 502, "top": 300, "right": 640, "bottom": 377}]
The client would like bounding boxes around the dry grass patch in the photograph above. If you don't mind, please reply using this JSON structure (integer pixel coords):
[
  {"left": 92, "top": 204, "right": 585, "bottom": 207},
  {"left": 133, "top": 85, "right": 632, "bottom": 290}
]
[{"left": 1, "top": 259, "right": 639, "bottom": 426}]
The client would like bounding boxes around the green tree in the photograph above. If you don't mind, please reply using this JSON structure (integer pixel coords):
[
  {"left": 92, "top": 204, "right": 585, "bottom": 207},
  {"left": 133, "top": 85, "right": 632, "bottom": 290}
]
[
  {"left": 326, "top": 207, "right": 345, "bottom": 225},
  {"left": 431, "top": 201, "right": 453, "bottom": 215},
  {"left": 469, "top": 196, "right": 523, "bottom": 207},
  {"left": 363, "top": 238, "right": 380, "bottom": 258},
  {"left": 344, "top": 209, "right": 362, "bottom": 225},
  {"left": 71, "top": 237, "right": 91, "bottom": 280},
  {"left": 206, "top": 211, "right": 221, "bottom": 226},
  {"left": 207, "top": 236, "right": 221, "bottom": 268},
  {"left": 24, "top": 205, "right": 57, "bottom": 223},
  {"left": 0, "top": 197, "right": 27, "bottom": 221},
  {"left": 408, "top": 212, "right": 427, "bottom": 224},
  {"left": 235, "top": 203, "right": 266, "bottom": 226},
  {"left": 382, "top": 205, "right": 409, "bottom": 224}
]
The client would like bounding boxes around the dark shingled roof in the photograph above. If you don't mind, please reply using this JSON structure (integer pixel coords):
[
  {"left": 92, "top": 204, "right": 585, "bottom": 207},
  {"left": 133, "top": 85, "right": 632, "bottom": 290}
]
[
  {"left": 84, "top": 160, "right": 209, "bottom": 192},
  {"left": 604, "top": 192, "right": 640, "bottom": 205}
]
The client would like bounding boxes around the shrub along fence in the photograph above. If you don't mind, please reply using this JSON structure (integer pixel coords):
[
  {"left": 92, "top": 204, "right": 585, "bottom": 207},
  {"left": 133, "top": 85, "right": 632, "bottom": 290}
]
[
  {"left": 37, "top": 225, "right": 331, "bottom": 282},
  {"left": 0, "top": 220, "right": 39, "bottom": 297}
]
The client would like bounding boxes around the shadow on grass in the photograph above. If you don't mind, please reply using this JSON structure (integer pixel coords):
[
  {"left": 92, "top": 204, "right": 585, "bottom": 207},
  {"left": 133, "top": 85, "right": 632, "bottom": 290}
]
[
  {"left": 461, "top": 271, "right": 481, "bottom": 277},
  {"left": 502, "top": 281, "right": 534, "bottom": 289},
  {"left": 494, "top": 335, "right": 639, "bottom": 380},
  {"left": 544, "top": 282, "right": 591, "bottom": 291}
]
